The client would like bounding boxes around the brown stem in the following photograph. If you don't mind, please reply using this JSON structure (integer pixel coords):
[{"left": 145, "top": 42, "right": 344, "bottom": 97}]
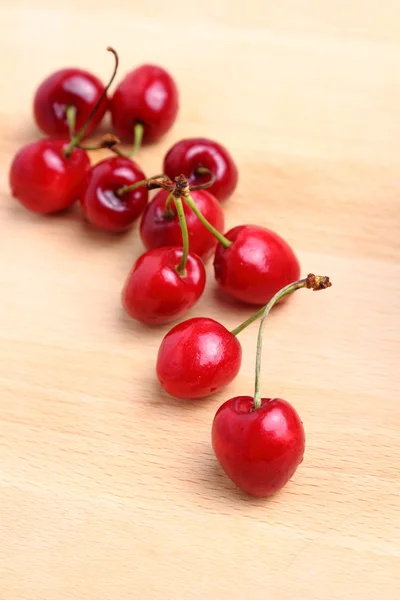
[
  {"left": 189, "top": 167, "right": 217, "bottom": 191},
  {"left": 78, "top": 133, "right": 120, "bottom": 152},
  {"left": 116, "top": 175, "right": 173, "bottom": 197},
  {"left": 64, "top": 47, "right": 119, "bottom": 157}
]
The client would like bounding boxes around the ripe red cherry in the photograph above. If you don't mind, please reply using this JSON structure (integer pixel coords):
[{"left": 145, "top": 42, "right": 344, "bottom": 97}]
[
  {"left": 156, "top": 317, "right": 242, "bottom": 399},
  {"left": 212, "top": 396, "right": 305, "bottom": 497},
  {"left": 140, "top": 189, "right": 224, "bottom": 260},
  {"left": 80, "top": 156, "right": 148, "bottom": 232},
  {"left": 9, "top": 138, "right": 90, "bottom": 214},
  {"left": 122, "top": 247, "right": 206, "bottom": 325},
  {"left": 214, "top": 225, "right": 300, "bottom": 305},
  {"left": 163, "top": 137, "right": 238, "bottom": 202},
  {"left": 110, "top": 65, "right": 179, "bottom": 143},
  {"left": 34, "top": 68, "right": 108, "bottom": 138}
]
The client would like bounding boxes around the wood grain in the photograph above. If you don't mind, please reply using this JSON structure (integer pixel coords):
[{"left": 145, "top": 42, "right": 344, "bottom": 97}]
[{"left": 1, "top": 1, "right": 399, "bottom": 598}]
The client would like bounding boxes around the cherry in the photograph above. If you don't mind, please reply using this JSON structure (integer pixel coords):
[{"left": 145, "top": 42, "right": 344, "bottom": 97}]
[
  {"left": 163, "top": 137, "right": 238, "bottom": 202},
  {"left": 80, "top": 156, "right": 148, "bottom": 232},
  {"left": 110, "top": 64, "right": 179, "bottom": 144},
  {"left": 212, "top": 274, "right": 332, "bottom": 496},
  {"left": 122, "top": 247, "right": 206, "bottom": 325},
  {"left": 34, "top": 68, "right": 108, "bottom": 139},
  {"left": 212, "top": 396, "right": 305, "bottom": 496},
  {"left": 140, "top": 188, "right": 224, "bottom": 260},
  {"left": 9, "top": 139, "right": 90, "bottom": 214},
  {"left": 156, "top": 318, "right": 242, "bottom": 399},
  {"left": 213, "top": 225, "right": 300, "bottom": 305}
]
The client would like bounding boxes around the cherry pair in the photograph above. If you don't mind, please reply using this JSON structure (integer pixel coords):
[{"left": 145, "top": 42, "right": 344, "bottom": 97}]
[
  {"left": 34, "top": 58, "right": 178, "bottom": 144},
  {"left": 123, "top": 172, "right": 300, "bottom": 329},
  {"left": 157, "top": 274, "right": 332, "bottom": 496}
]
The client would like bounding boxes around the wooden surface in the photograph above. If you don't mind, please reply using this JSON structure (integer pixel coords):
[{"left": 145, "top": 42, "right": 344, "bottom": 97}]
[{"left": 1, "top": 1, "right": 400, "bottom": 599}]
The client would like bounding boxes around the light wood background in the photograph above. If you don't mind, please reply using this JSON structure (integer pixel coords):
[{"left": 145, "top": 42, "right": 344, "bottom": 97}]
[{"left": 1, "top": 1, "right": 399, "bottom": 599}]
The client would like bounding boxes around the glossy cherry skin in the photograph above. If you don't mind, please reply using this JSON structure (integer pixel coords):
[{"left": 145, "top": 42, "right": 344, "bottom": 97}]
[
  {"left": 9, "top": 139, "right": 90, "bottom": 214},
  {"left": 163, "top": 137, "right": 238, "bottom": 202},
  {"left": 156, "top": 318, "right": 242, "bottom": 399},
  {"left": 212, "top": 396, "right": 305, "bottom": 497},
  {"left": 140, "top": 189, "right": 224, "bottom": 260},
  {"left": 214, "top": 225, "right": 300, "bottom": 305},
  {"left": 110, "top": 65, "right": 179, "bottom": 143},
  {"left": 122, "top": 247, "right": 206, "bottom": 326},
  {"left": 34, "top": 68, "right": 108, "bottom": 138},
  {"left": 80, "top": 156, "right": 148, "bottom": 232}
]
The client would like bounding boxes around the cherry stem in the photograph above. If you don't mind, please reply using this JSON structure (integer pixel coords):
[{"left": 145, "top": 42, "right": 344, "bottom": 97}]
[
  {"left": 174, "top": 175, "right": 231, "bottom": 248},
  {"left": 164, "top": 191, "right": 175, "bottom": 217},
  {"left": 116, "top": 174, "right": 168, "bottom": 197},
  {"left": 251, "top": 274, "right": 332, "bottom": 410},
  {"left": 77, "top": 133, "right": 120, "bottom": 152},
  {"left": 130, "top": 122, "right": 144, "bottom": 157},
  {"left": 107, "top": 122, "right": 145, "bottom": 159},
  {"left": 66, "top": 105, "right": 76, "bottom": 138},
  {"left": 184, "top": 192, "right": 231, "bottom": 248},
  {"left": 173, "top": 196, "right": 190, "bottom": 277},
  {"left": 64, "top": 47, "right": 119, "bottom": 157},
  {"left": 189, "top": 167, "right": 217, "bottom": 191}
]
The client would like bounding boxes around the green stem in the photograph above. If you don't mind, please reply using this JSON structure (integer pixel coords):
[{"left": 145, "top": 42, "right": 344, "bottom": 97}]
[
  {"left": 173, "top": 197, "right": 190, "bottom": 277},
  {"left": 77, "top": 144, "right": 100, "bottom": 151},
  {"left": 66, "top": 105, "right": 76, "bottom": 138},
  {"left": 231, "top": 287, "right": 298, "bottom": 336},
  {"left": 130, "top": 122, "right": 144, "bottom": 157},
  {"left": 64, "top": 47, "right": 119, "bottom": 157},
  {"left": 116, "top": 174, "right": 168, "bottom": 197},
  {"left": 183, "top": 191, "right": 231, "bottom": 249},
  {"left": 252, "top": 274, "right": 332, "bottom": 410},
  {"left": 78, "top": 143, "right": 108, "bottom": 151},
  {"left": 164, "top": 191, "right": 175, "bottom": 217}
]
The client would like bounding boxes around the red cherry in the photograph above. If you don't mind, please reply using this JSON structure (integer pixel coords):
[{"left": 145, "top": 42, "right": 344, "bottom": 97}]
[
  {"left": 214, "top": 225, "right": 300, "bottom": 305},
  {"left": 110, "top": 65, "right": 179, "bottom": 143},
  {"left": 122, "top": 247, "right": 206, "bottom": 325},
  {"left": 163, "top": 137, "right": 238, "bottom": 202},
  {"left": 212, "top": 396, "right": 305, "bottom": 497},
  {"left": 140, "top": 189, "right": 224, "bottom": 260},
  {"left": 80, "top": 156, "right": 148, "bottom": 232},
  {"left": 34, "top": 68, "right": 108, "bottom": 138},
  {"left": 156, "top": 317, "right": 242, "bottom": 399},
  {"left": 9, "top": 138, "right": 90, "bottom": 214}
]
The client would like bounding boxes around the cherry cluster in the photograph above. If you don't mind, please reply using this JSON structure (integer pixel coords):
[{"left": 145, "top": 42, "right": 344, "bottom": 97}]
[{"left": 9, "top": 48, "right": 332, "bottom": 498}]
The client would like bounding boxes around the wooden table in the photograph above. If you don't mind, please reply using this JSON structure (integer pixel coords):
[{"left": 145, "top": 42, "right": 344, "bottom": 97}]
[{"left": 1, "top": 2, "right": 399, "bottom": 598}]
